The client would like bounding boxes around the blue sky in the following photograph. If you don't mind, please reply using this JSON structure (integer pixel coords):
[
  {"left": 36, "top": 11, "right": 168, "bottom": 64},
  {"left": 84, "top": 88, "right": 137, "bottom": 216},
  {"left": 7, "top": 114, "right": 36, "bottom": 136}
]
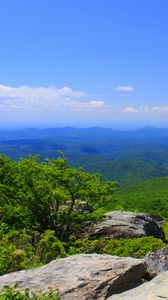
[{"left": 0, "top": 0, "right": 168, "bottom": 128}]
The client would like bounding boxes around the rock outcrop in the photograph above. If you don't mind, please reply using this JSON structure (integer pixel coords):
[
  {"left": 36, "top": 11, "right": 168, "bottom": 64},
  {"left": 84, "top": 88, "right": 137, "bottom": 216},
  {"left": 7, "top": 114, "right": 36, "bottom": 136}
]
[
  {"left": 107, "top": 271, "right": 168, "bottom": 300},
  {"left": 145, "top": 245, "right": 168, "bottom": 278},
  {"left": 90, "top": 211, "right": 165, "bottom": 240},
  {"left": 0, "top": 254, "right": 146, "bottom": 300}
]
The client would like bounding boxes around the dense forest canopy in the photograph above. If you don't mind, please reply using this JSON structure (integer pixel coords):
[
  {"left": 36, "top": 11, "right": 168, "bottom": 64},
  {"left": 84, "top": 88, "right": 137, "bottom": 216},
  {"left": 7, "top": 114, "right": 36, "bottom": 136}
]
[{"left": 0, "top": 127, "right": 168, "bottom": 184}]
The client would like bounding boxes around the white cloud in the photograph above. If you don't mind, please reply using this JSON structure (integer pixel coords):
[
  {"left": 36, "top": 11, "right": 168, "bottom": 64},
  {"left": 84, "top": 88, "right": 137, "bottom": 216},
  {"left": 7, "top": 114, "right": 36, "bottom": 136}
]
[
  {"left": 0, "top": 84, "right": 106, "bottom": 112},
  {"left": 88, "top": 100, "right": 105, "bottom": 108},
  {"left": 59, "top": 100, "right": 105, "bottom": 112},
  {"left": 123, "top": 105, "right": 168, "bottom": 113},
  {"left": 113, "top": 85, "right": 134, "bottom": 92},
  {"left": 123, "top": 107, "right": 138, "bottom": 113},
  {"left": 0, "top": 84, "right": 85, "bottom": 99},
  {"left": 151, "top": 106, "right": 168, "bottom": 111}
]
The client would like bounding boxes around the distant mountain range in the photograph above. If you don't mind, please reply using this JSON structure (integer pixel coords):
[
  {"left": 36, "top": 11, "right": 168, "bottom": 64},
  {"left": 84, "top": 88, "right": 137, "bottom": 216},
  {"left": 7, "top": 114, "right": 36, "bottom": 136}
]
[{"left": 1, "top": 126, "right": 168, "bottom": 184}]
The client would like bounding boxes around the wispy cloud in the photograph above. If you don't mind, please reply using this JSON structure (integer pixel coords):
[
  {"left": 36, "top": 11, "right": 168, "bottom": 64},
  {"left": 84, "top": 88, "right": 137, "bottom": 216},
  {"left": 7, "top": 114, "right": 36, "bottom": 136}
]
[
  {"left": 0, "top": 84, "right": 85, "bottom": 100},
  {"left": 123, "top": 105, "right": 168, "bottom": 113},
  {"left": 123, "top": 107, "right": 138, "bottom": 113},
  {"left": 113, "top": 85, "right": 134, "bottom": 92},
  {"left": 69, "top": 100, "right": 105, "bottom": 112},
  {"left": 150, "top": 106, "right": 168, "bottom": 111},
  {"left": 0, "top": 84, "right": 105, "bottom": 112}
]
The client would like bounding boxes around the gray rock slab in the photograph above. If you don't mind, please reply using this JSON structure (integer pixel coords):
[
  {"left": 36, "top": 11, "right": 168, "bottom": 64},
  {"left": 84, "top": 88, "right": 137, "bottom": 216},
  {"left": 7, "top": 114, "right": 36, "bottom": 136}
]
[
  {"left": 90, "top": 211, "right": 165, "bottom": 240},
  {"left": 108, "top": 271, "right": 168, "bottom": 300},
  {"left": 145, "top": 245, "right": 168, "bottom": 278},
  {"left": 0, "top": 254, "right": 146, "bottom": 300}
]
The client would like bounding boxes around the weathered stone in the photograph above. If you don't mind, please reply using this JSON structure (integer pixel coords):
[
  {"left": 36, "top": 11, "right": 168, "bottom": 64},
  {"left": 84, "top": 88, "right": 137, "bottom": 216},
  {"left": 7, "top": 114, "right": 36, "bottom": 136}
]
[
  {"left": 148, "top": 214, "right": 164, "bottom": 223},
  {"left": 108, "top": 271, "right": 168, "bottom": 300},
  {"left": 145, "top": 245, "right": 168, "bottom": 278},
  {"left": 90, "top": 211, "right": 165, "bottom": 240},
  {"left": 0, "top": 254, "right": 146, "bottom": 300}
]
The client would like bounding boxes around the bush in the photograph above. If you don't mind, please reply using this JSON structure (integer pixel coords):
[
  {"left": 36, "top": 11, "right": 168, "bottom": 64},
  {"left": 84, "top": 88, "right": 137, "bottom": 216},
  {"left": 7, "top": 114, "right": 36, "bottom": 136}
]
[
  {"left": 0, "top": 228, "right": 166, "bottom": 276},
  {"left": 0, "top": 287, "right": 60, "bottom": 299},
  {"left": 67, "top": 236, "right": 166, "bottom": 258},
  {"left": 36, "top": 230, "right": 66, "bottom": 264},
  {"left": 0, "top": 230, "right": 66, "bottom": 276},
  {"left": 0, "top": 230, "right": 39, "bottom": 275}
]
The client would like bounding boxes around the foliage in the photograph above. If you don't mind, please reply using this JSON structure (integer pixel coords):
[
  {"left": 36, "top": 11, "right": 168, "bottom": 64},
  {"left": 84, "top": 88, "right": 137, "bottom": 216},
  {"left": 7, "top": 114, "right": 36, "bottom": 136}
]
[
  {"left": 0, "top": 154, "right": 116, "bottom": 239},
  {"left": 100, "top": 237, "right": 165, "bottom": 258},
  {"left": 0, "top": 153, "right": 167, "bottom": 279},
  {"left": 0, "top": 230, "right": 36, "bottom": 275},
  {"left": 0, "top": 287, "right": 60, "bottom": 300},
  {"left": 67, "top": 236, "right": 165, "bottom": 258},
  {"left": 0, "top": 228, "right": 165, "bottom": 276},
  {"left": 103, "top": 176, "right": 168, "bottom": 220},
  {"left": 162, "top": 221, "right": 168, "bottom": 239},
  {"left": 0, "top": 230, "right": 66, "bottom": 275},
  {"left": 36, "top": 230, "right": 66, "bottom": 264}
]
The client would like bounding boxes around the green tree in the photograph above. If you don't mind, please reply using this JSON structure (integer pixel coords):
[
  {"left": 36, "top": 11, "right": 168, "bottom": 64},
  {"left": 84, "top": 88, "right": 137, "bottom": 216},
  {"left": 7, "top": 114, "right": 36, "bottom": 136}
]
[
  {"left": 0, "top": 154, "right": 116, "bottom": 240},
  {"left": 19, "top": 155, "right": 116, "bottom": 239}
]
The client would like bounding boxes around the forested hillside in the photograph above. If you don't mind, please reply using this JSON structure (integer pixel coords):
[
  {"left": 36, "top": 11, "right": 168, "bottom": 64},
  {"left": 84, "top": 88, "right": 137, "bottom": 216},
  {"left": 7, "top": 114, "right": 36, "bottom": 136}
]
[
  {"left": 104, "top": 176, "right": 168, "bottom": 219},
  {"left": 1, "top": 127, "right": 168, "bottom": 184}
]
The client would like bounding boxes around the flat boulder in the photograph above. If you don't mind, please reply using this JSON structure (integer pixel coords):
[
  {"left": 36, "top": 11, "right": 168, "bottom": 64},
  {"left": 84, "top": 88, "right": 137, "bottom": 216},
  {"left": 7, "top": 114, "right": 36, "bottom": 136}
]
[
  {"left": 90, "top": 211, "right": 165, "bottom": 240},
  {"left": 145, "top": 245, "right": 168, "bottom": 278},
  {"left": 108, "top": 271, "right": 168, "bottom": 300},
  {"left": 0, "top": 254, "right": 146, "bottom": 300}
]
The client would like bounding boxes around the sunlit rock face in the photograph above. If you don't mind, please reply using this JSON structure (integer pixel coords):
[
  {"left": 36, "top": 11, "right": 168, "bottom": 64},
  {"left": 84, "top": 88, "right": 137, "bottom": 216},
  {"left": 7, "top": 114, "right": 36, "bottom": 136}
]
[
  {"left": 90, "top": 211, "right": 165, "bottom": 240},
  {"left": 108, "top": 271, "right": 168, "bottom": 300},
  {"left": 0, "top": 254, "right": 146, "bottom": 300}
]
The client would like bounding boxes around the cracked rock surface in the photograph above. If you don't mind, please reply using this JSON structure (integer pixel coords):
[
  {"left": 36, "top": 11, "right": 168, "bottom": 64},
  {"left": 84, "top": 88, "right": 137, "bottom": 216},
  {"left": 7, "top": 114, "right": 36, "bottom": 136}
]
[
  {"left": 0, "top": 254, "right": 146, "bottom": 300},
  {"left": 108, "top": 271, "right": 168, "bottom": 300},
  {"left": 145, "top": 246, "right": 168, "bottom": 278},
  {"left": 90, "top": 211, "right": 165, "bottom": 240}
]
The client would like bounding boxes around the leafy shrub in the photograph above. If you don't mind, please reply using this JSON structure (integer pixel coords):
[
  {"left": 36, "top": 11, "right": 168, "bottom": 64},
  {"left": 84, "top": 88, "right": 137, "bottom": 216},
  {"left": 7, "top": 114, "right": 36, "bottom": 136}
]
[
  {"left": 0, "top": 230, "right": 39, "bottom": 275},
  {"left": 67, "top": 236, "right": 166, "bottom": 258},
  {"left": 162, "top": 221, "right": 168, "bottom": 239},
  {"left": 101, "top": 236, "right": 166, "bottom": 258},
  {"left": 67, "top": 236, "right": 103, "bottom": 255},
  {"left": 0, "top": 286, "right": 60, "bottom": 299},
  {"left": 0, "top": 230, "right": 66, "bottom": 275},
  {"left": 36, "top": 230, "right": 66, "bottom": 264},
  {"left": 0, "top": 228, "right": 166, "bottom": 276}
]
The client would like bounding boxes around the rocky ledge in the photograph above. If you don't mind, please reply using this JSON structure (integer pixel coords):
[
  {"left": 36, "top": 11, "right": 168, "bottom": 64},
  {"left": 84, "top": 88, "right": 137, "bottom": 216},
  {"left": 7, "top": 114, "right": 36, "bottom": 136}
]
[
  {"left": 108, "top": 271, "right": 168, "bottom": 300},
  {"left": 145, "top": 245, "right": 168, "bottom": 278},
  {"left": 0, "top": 254, "right": 146, "bottom": 300},
  {"left": 90, "top": 211, "right": 165, "bottom": 240}
]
